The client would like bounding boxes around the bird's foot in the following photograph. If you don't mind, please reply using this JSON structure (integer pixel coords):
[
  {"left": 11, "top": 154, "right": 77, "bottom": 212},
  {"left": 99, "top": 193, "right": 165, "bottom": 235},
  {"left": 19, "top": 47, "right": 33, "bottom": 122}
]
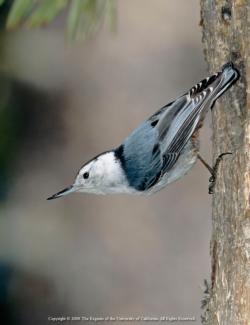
[{"left": 208, "top": 152, "right": 232, "bottom": 194}]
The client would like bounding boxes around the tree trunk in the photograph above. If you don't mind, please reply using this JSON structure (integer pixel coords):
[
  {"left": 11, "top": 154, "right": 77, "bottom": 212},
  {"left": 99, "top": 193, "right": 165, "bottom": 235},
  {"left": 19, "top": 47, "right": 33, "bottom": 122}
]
[{"left": 200, "top": 1, "right": 250, "bottom": 324}]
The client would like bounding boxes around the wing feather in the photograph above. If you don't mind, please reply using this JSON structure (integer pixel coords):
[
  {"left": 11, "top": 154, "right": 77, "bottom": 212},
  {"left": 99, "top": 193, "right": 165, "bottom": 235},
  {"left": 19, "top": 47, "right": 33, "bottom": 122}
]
[{"left": 146, "top": 88, "right": 212, "bottom": 175}]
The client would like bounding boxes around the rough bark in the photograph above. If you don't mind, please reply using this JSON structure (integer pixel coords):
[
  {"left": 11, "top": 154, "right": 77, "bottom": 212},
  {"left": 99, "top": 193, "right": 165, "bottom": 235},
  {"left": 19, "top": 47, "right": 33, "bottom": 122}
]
[{"left": 200, "top": 1, "right": 250, "bottom": 324}]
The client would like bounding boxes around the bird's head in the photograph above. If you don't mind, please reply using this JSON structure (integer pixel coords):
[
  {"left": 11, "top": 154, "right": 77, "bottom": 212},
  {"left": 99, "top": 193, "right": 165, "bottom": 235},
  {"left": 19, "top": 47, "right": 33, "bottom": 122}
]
[{"left": 47, "top": 151, "right": 129, "bottom": 199}]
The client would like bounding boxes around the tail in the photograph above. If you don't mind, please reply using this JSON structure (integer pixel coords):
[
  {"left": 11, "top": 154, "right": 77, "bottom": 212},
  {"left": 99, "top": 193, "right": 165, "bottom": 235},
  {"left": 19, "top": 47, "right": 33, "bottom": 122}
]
[
  {"left": 158, "top": 62, "right": 239, "bottom": 155},
  {"left": 211, "top": 62, "right": 239, "bottom": 103},
  {"left": 190, "top": 62, "right": 239, "bottom": 108}
]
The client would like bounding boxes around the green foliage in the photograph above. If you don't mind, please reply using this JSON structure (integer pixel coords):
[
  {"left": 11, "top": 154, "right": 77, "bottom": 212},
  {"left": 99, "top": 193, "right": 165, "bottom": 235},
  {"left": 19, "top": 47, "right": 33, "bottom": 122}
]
[
  {"left": 25, "top": 0, "right": 68, "bottom": 28},
  {"left": 67, "top": 0, "right": 109, "bottom": 40},
  {"left": 5, "top": 0, "right": 116, "bottom": 40},
  {"left": 6, "top": 0, "right": 37, "bottom": 29}
]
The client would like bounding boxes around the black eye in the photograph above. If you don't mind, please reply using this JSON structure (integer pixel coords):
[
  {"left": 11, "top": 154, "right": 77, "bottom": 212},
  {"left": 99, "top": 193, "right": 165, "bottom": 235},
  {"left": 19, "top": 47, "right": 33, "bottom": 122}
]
[{"left": 83, "top": 172, "right": 89, "bottom": 179}]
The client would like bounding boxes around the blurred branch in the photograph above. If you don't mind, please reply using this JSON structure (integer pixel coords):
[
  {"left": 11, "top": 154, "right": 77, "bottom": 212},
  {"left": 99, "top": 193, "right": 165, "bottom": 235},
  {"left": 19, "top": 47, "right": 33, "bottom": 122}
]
[{"left": 5, "top": 0, "right": 117, "bottom": 40}]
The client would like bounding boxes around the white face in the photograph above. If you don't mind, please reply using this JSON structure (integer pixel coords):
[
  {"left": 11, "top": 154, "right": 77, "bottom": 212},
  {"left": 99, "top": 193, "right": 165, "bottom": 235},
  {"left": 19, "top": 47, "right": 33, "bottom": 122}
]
[
  {"left": 74, "top": 152, "right": 116, "bottom": 194},
  {"left": 47, "top": 152, "right": 132, "bottom": 199}
]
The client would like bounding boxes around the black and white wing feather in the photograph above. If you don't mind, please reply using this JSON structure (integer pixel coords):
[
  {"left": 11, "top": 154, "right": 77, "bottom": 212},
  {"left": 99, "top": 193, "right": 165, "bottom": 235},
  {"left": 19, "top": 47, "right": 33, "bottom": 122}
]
[{"left": 150, "top": 63, "right": 238, "bottom": 174}]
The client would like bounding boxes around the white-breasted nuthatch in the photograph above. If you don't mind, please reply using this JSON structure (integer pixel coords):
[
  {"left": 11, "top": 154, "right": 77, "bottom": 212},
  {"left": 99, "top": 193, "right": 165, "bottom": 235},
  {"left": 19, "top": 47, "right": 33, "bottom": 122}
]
[{"left": 47, "top": 62, "right": 239, "bottom": 200}]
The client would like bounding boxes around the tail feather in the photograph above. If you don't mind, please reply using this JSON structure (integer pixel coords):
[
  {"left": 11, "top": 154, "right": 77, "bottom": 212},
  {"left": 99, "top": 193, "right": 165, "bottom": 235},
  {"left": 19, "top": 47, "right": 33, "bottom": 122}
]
[
  {"left": 211, "top": 62, "right": 239, "bottom": 103},
  {"left": 189, "top": 61, "right": 239, "bottom": 107},
  {"left": 159, "top": 62, "right": 239, "bottom": 155}
]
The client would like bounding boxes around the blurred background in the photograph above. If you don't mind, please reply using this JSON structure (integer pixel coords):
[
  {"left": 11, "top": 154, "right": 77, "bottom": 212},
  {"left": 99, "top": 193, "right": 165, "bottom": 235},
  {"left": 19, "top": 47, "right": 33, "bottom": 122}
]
[{"left": 0, "top": 0, "right": 212, "bottom": 324}]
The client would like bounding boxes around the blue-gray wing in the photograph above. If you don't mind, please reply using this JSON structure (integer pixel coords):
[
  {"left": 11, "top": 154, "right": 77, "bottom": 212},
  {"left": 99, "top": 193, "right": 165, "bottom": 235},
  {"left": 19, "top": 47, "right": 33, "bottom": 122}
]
[
  {"left": 117, "top": 96, "right": 200, "bottom": 191},
  {"left": 117, "top": 93, "right": 213, "bottom": 191},
  {"left": 118, "top": 64, "right": 238, "bottom": 191},
  {"left": 118, "top": 92, "right": 210, "bottom": 190}
]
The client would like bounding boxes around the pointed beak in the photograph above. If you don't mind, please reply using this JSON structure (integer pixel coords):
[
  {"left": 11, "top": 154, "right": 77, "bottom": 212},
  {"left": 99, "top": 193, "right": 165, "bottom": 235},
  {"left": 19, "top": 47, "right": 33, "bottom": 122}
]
[{"left": 47, "top": 185, "right": 75, "bottom": 200}]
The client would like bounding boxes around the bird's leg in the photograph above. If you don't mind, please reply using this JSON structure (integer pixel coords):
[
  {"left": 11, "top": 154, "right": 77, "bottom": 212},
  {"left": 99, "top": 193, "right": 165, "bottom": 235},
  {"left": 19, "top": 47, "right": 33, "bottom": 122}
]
[
  {"left": 197, "top": 153, "right": 232, "bottom": 194},
  {"left": 197, "top": 154, "right": 214, "bottom": 175}
]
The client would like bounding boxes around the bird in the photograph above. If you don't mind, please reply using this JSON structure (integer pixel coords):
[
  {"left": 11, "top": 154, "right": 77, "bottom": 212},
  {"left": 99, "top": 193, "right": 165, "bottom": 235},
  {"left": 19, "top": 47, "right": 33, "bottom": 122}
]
[{"left": 47, "top": 62, "right": 239, "bottom": 200}]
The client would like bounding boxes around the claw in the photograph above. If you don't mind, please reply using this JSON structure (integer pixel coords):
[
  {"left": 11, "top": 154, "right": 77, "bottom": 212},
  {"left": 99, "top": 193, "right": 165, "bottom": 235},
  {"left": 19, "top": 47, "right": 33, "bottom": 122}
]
[
  {"left": 209, "top": 175, "right": 215, "bottom": 182},
  {"left": 208, "top": 152, "right": 232, "bottom": 194}
]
